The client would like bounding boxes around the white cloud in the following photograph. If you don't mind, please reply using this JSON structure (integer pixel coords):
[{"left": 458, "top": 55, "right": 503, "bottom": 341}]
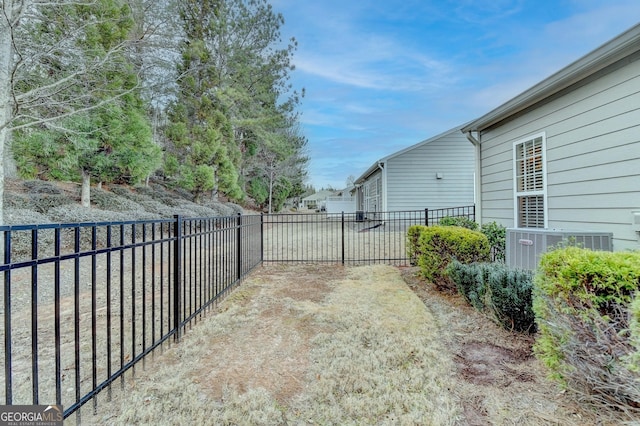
[
  {"left": 276, "top": 0, "right": 640, "bottom": 188},
  {"left": 446, "top": 0, "right": 526, "bottom": 24},
  {"left": 294, "top": 48, "right": 455, "bottom": 93}
]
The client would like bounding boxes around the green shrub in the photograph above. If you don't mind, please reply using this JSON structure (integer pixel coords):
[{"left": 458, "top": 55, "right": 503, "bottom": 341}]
[
  {"left": 415, "top": 226, "right": 490, "bottom": 291},
  {"left": 447, "top": 261, "right": 535, "bottom": 332},
  {"left": 533, "top": 247, "right": 640, "bottom": 418},
  {"left": 438, "top": 216, "right": 478, "bottom": 230},
  {"left": 480, "top": 221, "right": 506, "bottom": 263},
  {"left": 406, "top": 225, "right": 427, "bottom": 265},
  {"left": 446, "top": 260, "right": 489, "bottom": 311},
  {"left": 535, "top": 247, "right": 639, "bottom": 317}
]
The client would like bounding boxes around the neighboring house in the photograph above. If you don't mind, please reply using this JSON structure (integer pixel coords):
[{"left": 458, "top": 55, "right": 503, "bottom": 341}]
[
  {"left": 300, "top": 190, "right": 335, "bottom": 210},
  {"left": 461, "top": 23, "right": 640, "bottom": 252},
  {"left": 326, "top": 186, "right": 356, "bottom": 215},
  {"left": 353, "top": 126, "right": 475, "bottom": 213}
]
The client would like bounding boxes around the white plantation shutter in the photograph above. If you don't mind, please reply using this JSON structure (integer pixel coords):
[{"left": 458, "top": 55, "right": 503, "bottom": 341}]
[
  {"left": 514, "top": 135, "right": 546, "bottom": 228},
  {"left": 518, "top": 195, "right": 544, "bottom": 228}
]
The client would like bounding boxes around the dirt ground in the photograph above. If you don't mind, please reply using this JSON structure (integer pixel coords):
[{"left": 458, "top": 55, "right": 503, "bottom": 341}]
[
  {"left": 398, "top": 266, "right": 599, "bottom": 425},
  {"left": 68, "top": 263, "right": 607, "bottom": 425}
]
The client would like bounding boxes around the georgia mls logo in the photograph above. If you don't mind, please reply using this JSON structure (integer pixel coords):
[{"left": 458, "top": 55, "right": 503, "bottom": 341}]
[
  {"left": 0, "top": 404, "right": 63, "bottom": 425},
  {"left": 43, "top": 405, "right": 62, "bottom": 418}
]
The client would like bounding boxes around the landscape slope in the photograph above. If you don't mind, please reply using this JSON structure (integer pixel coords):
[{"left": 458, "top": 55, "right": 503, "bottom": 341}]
[{"left": 4, "top": 179, "right": 246, "bottom": 227}]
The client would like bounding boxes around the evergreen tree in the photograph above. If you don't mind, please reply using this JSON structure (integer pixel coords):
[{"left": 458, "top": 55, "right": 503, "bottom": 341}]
[
  {"left": 164, "top": 0, "right": 243, "bottom": 202},
  {"left": 7, "top": 0, "right": 161, "bottom": 207},
  {"left": 3, "top": 0, "right": 308, "bottom": 215},
  {"left": 165, "top": 0, "right": 307, "bottom": 207}
]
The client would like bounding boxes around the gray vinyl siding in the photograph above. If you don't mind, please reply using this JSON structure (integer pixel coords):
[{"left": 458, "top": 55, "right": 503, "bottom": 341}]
[
  {"left": 385, "top": 131, "right": 474, "bottom": 211},
  {"left": 479, "top": 56, "right": 640, "bottom": 250},
  {"left": 362, "top": 170, "right": 382, "bottom": 212}
]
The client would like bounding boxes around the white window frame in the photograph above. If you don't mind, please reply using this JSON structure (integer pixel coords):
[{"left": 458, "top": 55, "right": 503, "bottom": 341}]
[{"left": 512, "top": 132, "right": 548, "bottom": 228}]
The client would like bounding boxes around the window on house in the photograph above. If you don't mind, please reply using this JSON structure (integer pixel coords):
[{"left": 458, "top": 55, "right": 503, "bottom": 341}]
[{"left": 514, "top": 134, "right": 546, "bottom": 228}]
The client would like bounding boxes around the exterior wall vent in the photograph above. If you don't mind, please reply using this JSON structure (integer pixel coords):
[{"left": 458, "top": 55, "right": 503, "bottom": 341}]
[{"left": 506, "top": 228, "right": 613, "bottom": 270}]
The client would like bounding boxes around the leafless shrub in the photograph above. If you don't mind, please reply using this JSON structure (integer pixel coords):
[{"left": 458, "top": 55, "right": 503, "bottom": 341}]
[
  {"left": 4, "top": 209, "right": 55, "bottom": 260},
  {"left": 91, "top": 187, "right": 142, "bottom": 212},
  {"left": 23, "top": 180, "right": 64, "bottom": 194},
  {"left": 29, "top": 193, "right": 76, "bottom": 213},
  {"left": 5, "top": 192, "right": 32, "bottom": 210},
  {"left": 544, "top": 302, "right": 640, "bottom": 422}
]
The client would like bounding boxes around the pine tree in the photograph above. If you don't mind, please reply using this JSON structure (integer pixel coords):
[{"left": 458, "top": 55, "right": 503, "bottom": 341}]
[{"left": 164, "top": 0, "right": 243, "bottom": 202}]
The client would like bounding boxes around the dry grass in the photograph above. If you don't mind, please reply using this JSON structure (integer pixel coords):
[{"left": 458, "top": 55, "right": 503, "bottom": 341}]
[
  {"left": 287, "top": 265, "right": 460, "bottom": 424},
  {"left": 23, "top": 263, "right": 614, "bottom": 425},
  {"left": 72, "top": 264, "right": 461, "bottom": 425}
]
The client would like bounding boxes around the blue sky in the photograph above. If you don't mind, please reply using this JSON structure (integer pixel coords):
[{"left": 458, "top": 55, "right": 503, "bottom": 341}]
[{"left": 271, "top": 1, "right": 640, "bottom": 190}]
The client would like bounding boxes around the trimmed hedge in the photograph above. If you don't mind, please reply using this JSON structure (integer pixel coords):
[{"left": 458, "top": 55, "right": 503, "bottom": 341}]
[
  {"left": 436, "top": 217, "right": 506, "bottom": 263},
  {"left": 408, "top": 225, "right": 490, "bottom": 291},
  {"left": 533, "top": 247, "right": 640, "bottom": 418},
  {"left": 446, "top": 261, "right": 535, "bottom": 332},
  {"left": 407, "top": 225, "right": 426, "bottom": 266}
]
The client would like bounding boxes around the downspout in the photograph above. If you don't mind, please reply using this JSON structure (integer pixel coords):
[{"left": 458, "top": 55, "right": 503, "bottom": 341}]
[
  {"left": 353, "top": 183, "right": 362, "bottom": 211},
  {"left": 465, "top": 131, "right": 482, "bottom": 225},
  {"left": 377, "top": 161, "right": 386, "bottom": 212}
]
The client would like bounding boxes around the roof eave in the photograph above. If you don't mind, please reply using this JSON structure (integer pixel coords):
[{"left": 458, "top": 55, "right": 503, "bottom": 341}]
[{"left": 354, "top": 161, "right": 383, "bottom": 185}]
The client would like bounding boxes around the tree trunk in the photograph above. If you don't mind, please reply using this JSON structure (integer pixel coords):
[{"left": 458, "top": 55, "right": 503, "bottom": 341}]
[
  {"left": 211, "top": 167, "right": 218, "bottom": 201},
  {"left": 0, "top": 1, "right": 15, "bottom": 226},
  {"left": 81, "top": 170, "right": 91, "bottom": 208},
  {"left": 268, "top": 168, "right": 274, "bottom": 214}
]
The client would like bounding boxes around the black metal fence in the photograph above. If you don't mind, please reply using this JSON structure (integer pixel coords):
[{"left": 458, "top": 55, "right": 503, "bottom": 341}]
[
  {"left": 0, "top": 205, "right": 473, "bottom": 420},
  {"left": 262, "top": 206, "right": 475, "bottom": 264},
  {"left": 0, "top": 214, "right": 261, "bottom": 420}
]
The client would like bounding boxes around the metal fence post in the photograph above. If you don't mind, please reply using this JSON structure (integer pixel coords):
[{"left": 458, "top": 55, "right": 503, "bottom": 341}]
[
  {"left": 341, "top": 211, "right": 345, "bottom": 265},
  {"left": 424, "top": 208, "right": 429, "bottom": 226},
  {"left": 260, "top": 213, "right": 264, "bottom": 263},
  {"left": 236, "top": 213, "right": 242, "bottom": 280},
  {"left": 4, "top": 229, "right": 12, "bottom": 404},
  {"left": 173, "top": 215, "right": 182, "bottom": 341}
]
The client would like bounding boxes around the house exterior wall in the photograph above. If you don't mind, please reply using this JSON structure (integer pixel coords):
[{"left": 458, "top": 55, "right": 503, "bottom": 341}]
[
  {"left": 326, "top": 196, "right": 356, "bottom": 215},
  {"left": 478, "top": 56, "right": 640, "bottom": 251},
  {"left": 385, "top": 131, "right": 475, "bottom": 211},
  {"left": 300, "top": 190, "right": 335, "bottom": 210},
  {"left": 356, "top": 130, "right": 475, "bottom": 213}
]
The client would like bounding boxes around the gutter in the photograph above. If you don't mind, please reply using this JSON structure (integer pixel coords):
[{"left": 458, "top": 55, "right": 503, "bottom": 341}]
[
  {"left": 465, "top": 132, "right": 479, "bottom": 146},
  {"left": 377, "top": 161, "right": 387, "bottom": 212}
]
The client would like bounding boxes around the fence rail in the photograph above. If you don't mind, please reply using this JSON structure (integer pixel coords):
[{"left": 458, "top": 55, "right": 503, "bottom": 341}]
[
  {"left": 262, "top": 206, "right": 475, "bottom": 264},
  {"left": 0, "top": 214, "right": 261, "bottom": 420},
  {"left": 0, "top": 205, "right": 473, "bottom": 419}
]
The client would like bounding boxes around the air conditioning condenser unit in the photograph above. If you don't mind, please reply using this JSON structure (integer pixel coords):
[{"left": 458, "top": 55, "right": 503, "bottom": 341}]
[{"left": 506, "top": 228, "right": 613, "bottom": 270}]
